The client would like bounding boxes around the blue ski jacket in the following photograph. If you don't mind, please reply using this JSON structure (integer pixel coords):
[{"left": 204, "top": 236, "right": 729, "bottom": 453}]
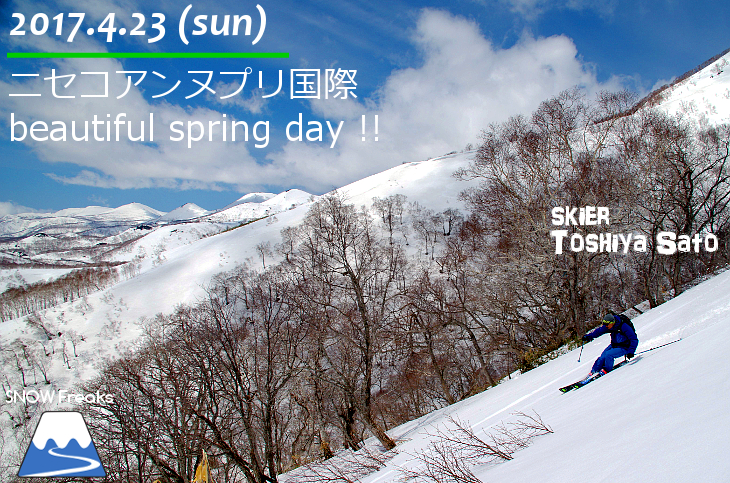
[{"left": 584, "top": 320, "right": 638, "bottom": 354}]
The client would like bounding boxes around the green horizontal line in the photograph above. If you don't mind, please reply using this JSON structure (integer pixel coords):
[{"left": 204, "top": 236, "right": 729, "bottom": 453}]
[{"left": 7, "top": 52, "right": 289, "bottom": 59}]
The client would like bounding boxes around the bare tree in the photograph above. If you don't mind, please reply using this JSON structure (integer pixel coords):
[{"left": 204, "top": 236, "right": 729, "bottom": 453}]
[
  {"left": 293, "top": 447, "right": 395, "bottom": 483},
  {"left": 456, "top": 89, "right": 635, "bottom": 343},
  {"left": 410, "top": 202, "right": 438, "bottom": 258},
  {"left": 372, "top": 194, "right": 407, "bottom": 245},
  {"left": 619, "top": 112, "right": 730, "bottom": 300},
  {"left": 281, "top": 193, "right": 406, "bottom": 450},
  {"left": 256, "top": 241, "right": 273, "bottom": 269}
]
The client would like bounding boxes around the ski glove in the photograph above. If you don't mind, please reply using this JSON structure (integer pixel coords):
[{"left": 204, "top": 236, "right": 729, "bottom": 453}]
[
  {"left": 626, "top": 353, "right": 634, "bottom": 360},
  {"left": 581, "top": 335, "right": 592, "bottom": 342}
]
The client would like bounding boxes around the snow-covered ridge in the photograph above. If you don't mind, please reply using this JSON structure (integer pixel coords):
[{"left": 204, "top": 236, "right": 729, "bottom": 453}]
[
  {"left": 201, "top": 189, "right": 313, "bottom": 223},
  {"left": 52, "top": 206, "right": 113, "bottom": 217},
  {"left": 46, "top": 202, "right": 163, "bottom": 222},
  {"left": 656, "top": 49, "right": 730, "bottom": 124},
  {"left": 222, "top": 192, "right": 277, "bottom": 209}
]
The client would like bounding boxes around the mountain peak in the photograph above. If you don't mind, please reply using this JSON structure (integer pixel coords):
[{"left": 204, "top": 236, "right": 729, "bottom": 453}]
[
  {"left": 157, "top": 203, "right": 210, "bottom": 222},
  {"left": 222, "top": 192, "right": 277, "bottom": 210}
]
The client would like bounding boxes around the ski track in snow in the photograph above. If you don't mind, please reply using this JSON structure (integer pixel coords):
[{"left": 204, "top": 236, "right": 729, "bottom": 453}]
[{"left": 473, "top": 363, "right": 590, "bottom": 428}]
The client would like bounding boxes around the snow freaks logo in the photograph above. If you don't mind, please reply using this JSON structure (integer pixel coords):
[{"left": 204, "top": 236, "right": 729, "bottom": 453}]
[
  {"left": 5, "top": 389, "right": 113, "bottom": 405},
  {"left": 549, "top": 206, "right": 718, "bottom": 255},
  {"left": 18, "top": 411, "right": 106, "bottom": 478}
]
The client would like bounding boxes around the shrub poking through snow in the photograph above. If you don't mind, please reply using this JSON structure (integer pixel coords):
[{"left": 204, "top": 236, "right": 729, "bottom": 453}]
[{"left": 402, "top": 411, "right": 553, "bottom": 483}]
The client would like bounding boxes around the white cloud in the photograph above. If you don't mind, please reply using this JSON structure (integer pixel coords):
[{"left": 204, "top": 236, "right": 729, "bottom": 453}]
[
  {"left": 0, "top": 201, "right": 47, "bottom": 217},
  {"left": 265, "top": 9, "right": 624, "bottom": 192},
  {"left": 492, "top": 0, "right": 618, "bottom": 20},
  {"left": 212, "top": 83, "right": 268, "bottom": 114}
]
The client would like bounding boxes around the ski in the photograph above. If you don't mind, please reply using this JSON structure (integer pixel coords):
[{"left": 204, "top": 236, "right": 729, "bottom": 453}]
[
  {"left": 559, "top": 372, "right": 602, "bottom": 393},
  {"left": 559, "top": 359, "right": 630, "bottom": 393}
]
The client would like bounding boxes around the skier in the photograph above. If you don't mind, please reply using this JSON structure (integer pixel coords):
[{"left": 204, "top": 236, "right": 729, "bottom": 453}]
[{"left": 582, "top": 314, "right": 638, "bottom": 377}]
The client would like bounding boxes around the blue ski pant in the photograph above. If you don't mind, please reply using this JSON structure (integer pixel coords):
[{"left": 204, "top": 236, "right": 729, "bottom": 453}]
[{"left": 592, "top": 346, "right": 630, "bottom": 373}]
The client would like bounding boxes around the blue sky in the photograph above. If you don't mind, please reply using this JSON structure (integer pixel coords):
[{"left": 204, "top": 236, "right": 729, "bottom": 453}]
[{"left": 1, "top": 0, "right": 729, "bottom": 214}]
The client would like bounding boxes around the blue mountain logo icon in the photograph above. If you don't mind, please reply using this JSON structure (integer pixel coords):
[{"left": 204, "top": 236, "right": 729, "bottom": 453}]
[{"left": 18, "top": 411, "right": 106, "bottom": 478}]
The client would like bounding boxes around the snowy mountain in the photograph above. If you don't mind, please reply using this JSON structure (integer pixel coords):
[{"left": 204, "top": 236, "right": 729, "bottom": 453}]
[
  {"left": 0, "top": 202, "right": 169, "bottom": 268},
  {"left": 222, "top": 192, "right": 277, "bottom": 209},
  {"left": 0, "top": 191, "right": 311, "bottom": 268},
  {"left": 155, "top": 203, "right": 210, "bottom": 222},
  {"left": 0, "top": 203, "right": 164, "bottom": 239}
]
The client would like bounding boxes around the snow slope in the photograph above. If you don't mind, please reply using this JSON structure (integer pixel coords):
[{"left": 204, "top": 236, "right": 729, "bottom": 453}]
[
  {"left": 341, "top": 152, "right": 474, "bottom": 211},
  {"left": 657, "top": 49, "right": 730, "bottom": 124},
  {"left": 0, "top": 268, "right": 76, "bottom": 293},
  {"left": 100, "top": 153, "right": 474, "bottom": 322},
  {"left": 201, "top": 189, "right": 313, "bottom": 223},
  {"left": 282, "top": 269, "right": 730, "bottom": 483}
]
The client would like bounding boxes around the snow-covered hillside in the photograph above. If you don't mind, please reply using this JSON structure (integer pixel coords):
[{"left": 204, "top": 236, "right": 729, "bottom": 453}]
[
  {"left": 656, "top": 49, "right": 730, "bottom": 124},
  {"left": 282, "top": 268, "right": 730, "bottom": 483},
  {"left": 0, "top": 152, "right": 479, "bottom": 384},
  {"left": 200, "top": 189, "right": 313, "bottom": 223},
  {"left": 0, "top": 267, "right": 75, "bottom": 293}
]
